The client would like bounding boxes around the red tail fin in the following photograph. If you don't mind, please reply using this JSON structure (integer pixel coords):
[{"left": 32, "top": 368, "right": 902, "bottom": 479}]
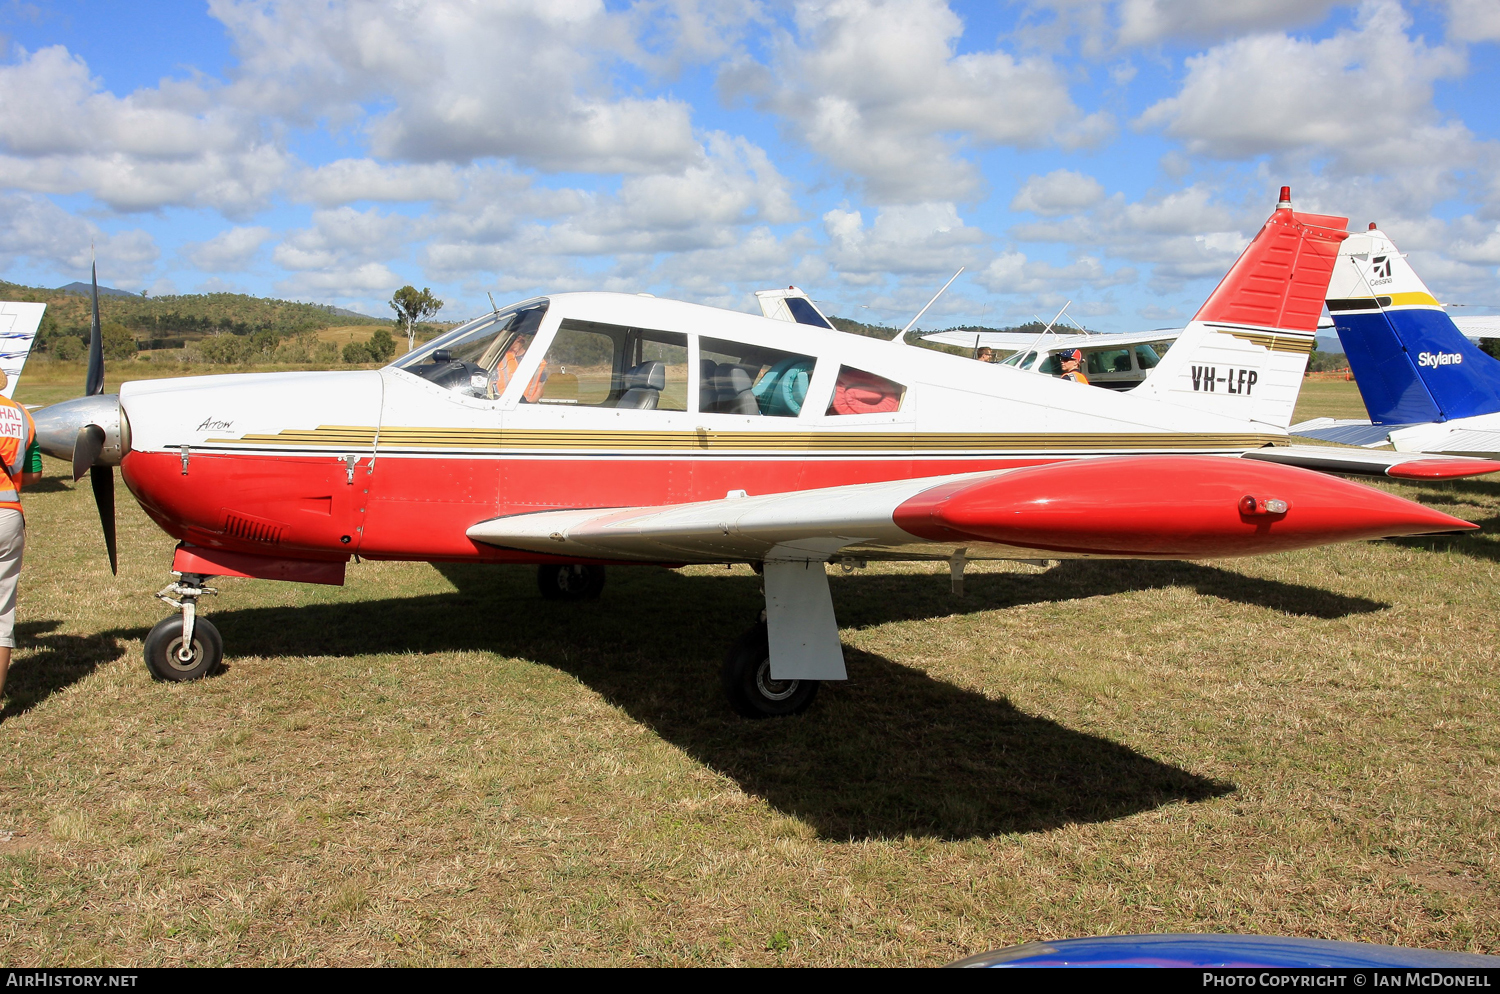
[{"left": 1193, "top": 190, "right": 1348, "bottom": 333}]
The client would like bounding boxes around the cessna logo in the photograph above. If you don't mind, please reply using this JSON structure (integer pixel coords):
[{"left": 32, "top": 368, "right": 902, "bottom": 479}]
[
  {"left": 1371, "top": 255, "right": 1393, "bottom": 278},
  {"left": 1191, "top": 365, "right": 1258, "bottom": 394},
  {"left": 1417, "top": 351, "right": 1464, "bottom": 368}
]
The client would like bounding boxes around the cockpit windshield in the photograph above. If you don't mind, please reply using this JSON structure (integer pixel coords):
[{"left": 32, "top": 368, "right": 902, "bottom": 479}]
[{"left": 391, "top": 299, "right": 549, "bottom": 399}]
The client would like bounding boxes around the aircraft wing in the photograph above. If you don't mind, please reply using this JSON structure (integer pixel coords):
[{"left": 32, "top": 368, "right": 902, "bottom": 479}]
[
  {"left": 1239, "top": 443, "right": 1500, "bottom": 479},
  {"left": 467, "top": 454, "right": 1472, "bottom": 567}
]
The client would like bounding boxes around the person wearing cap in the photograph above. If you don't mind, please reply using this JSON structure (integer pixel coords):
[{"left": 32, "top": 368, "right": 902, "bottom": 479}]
[
  {"left": 1058, "top": 348, "right": 1090, "bottom": 385},
  {"left": 0, "top": 370, "right": 41, "bottom": 708}
]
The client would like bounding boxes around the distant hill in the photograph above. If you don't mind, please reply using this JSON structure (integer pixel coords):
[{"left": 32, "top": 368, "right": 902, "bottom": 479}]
[
  {"left": 0, "top": 277, "right": 390, "bottom": 353},
  {"left": 56, "top": 281, "right": 136, "bottom": 298}
]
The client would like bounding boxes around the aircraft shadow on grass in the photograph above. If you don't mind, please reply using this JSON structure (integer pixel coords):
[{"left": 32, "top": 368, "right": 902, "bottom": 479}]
[
  {"left": 6, "top": 560, "right": 1380, "bottom": 838},
  {"left": 196, "top": 560, "right": 1378, "bottom": 839}
]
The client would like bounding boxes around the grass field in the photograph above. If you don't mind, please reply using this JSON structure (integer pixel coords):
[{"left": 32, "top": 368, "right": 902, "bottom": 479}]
[{"left": 1, "top": 378, "right": 1497, "bottom": 965}]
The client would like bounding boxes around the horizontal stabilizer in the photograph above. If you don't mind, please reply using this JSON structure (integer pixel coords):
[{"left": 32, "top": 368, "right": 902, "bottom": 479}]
[
  {"left": 1241, "top": 443, "right": 1500, "bottom": 479},
  {"left": 1287, "top": 418, "right": 1406, "bottom": 447}
]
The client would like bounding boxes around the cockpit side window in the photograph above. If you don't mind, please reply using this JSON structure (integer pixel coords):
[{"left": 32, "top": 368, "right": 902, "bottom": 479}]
[
  {"left": 536, "top": 319, "right": 688, "bottom": 411},
  {"left": 393, "top": 301, "right": 549, "bottom": 400},
  {"left": 699, "top": 337, "right": 816, "bottom": 417}
]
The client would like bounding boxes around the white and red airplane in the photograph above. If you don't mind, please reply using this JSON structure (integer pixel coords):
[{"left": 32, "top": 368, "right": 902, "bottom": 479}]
[{"left": 32, "top": 189, "right": 1499, "bottom": 717}]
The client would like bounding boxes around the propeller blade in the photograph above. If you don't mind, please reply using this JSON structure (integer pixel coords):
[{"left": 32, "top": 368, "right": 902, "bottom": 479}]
[
  {"left": 86, "top": 255, "right": 105, "bottom": 397},
  {"left": 72, "top": 424, "right": 105, "bottom": 482},
  {"left": 89, "top": 464, "right": 117, "bottom": 576}
]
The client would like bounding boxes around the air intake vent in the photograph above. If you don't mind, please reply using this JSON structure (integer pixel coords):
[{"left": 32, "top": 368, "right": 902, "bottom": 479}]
[{"left": 222, "top": 511, "right": 286, "bottom": 545}]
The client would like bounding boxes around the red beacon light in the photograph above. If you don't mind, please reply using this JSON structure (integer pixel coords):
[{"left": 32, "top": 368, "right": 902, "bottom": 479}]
[
  {"left": 1277, "top": 186, "right": 1292, "bottom": 210},
  {"left": 1240, "top": 495, "right": 1289, "bottom": 516},
  {"left": 1369, "top": 222, "right": 1378, "bottom": 230}
]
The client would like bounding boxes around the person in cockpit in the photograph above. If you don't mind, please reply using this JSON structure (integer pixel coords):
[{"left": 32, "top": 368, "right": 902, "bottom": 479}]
[
  {"left": 1058, "top": 348, "right": 1089, "bottom": 385},
  {"left": 490, "top": 333, "right": 548, "bottom": 402},
  {"left": 976, "top": 347, "right": 996, "bottom": 363}
]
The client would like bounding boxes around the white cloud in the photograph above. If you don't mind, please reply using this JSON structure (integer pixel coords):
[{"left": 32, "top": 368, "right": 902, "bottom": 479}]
[
  {"left": 822, "top": 201, "right": 984, "bottom": 279},
  {"left": 183, "top": 226, "right": 272, "bottom": 272},
  {"left": 296, "top": 160, "right": 465, "bottom": 207},
  {"left": 0, "top": 192, "right": 159, "bottom": 284},
  {"left": 0, "top": 45, "right": 289, "bottom": 215},
  {"left": 1011, "top": 170, "right": 1106, "bottom": 215},
  {"left": 974, "top": 250, "right": 1136, "bottom": 294},
  {"left": 751, "top": 0, "right": 1088, "bottom": 203},
  {"left": 1446, "top": 0, "right": 1500, "bottom": 41},
  {"left": 1136, "top": 1, "right": 1467, "bottom": 162},
  {"left": 1010, "top": 185, "right": 1254, "bottom": 289},
  {"left": 1115, "top": 0, "right": 1353, "bottom": 46},
  {"left": 421, "top": 134, "right": 798, "bottom": 280},
  {"left": 271, "top": 205, "right": 408, "bottom": 275},
  {"left": 211, "top": 0, "right": 702, "bottom": 174}
]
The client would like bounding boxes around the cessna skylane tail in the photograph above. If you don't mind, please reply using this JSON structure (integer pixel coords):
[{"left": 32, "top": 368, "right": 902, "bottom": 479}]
[
  {"left": 1292, "top": 225, "right": 1500, "bottom": 458},
  {"left": 32, "top": 189, "right": 1496, "bottom": 717}
]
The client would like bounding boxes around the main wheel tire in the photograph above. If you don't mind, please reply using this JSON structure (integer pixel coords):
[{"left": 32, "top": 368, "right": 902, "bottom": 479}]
[
  {"left": 537, "top": 564, "right": 606, "bottom": 601},
  {"left": 721, "top": 621, "right": 819, "bottom": 718},
  {"left": 143, "top": 615, "right": 224, "bottom": 682}
]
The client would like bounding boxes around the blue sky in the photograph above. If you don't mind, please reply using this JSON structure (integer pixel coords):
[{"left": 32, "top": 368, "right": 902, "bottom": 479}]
[{"left": 1, "top": 0, "right": 1498, "bottom": 331}]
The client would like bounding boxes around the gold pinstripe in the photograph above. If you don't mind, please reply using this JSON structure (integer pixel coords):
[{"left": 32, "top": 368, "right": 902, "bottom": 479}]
[
  {"left": 205, "top": 425, "right": 1284, "bottom": 452},
  {"left": 1218, "top": 329, "right": 1316, "bottom": 354}
]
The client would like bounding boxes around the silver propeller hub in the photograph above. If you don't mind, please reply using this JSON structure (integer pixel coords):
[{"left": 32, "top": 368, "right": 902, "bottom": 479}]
[{"left": 33, "top": 394, "right": 130, "bottom": 466}]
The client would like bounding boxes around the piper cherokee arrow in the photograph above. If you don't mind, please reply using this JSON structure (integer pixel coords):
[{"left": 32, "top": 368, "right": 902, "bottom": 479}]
[{"left": 31, "top": 189, "right": 1498, "bottom": 717}]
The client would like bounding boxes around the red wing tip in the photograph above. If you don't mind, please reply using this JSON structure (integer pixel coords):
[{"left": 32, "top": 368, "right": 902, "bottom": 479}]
[{"left": 1385, "top": 459, "right": 1500, "bottom": 480}]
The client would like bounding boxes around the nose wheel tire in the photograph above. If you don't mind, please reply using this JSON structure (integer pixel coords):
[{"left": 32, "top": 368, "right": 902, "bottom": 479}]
[
  {"left": 721, "top": 621, "right": 819, "bottom": 718},
  {"left": 143, "top": 615, "right": 223, "bottom": 682},
  {"left": 537, "top": 564, "right": 606, "bottom": 601}
]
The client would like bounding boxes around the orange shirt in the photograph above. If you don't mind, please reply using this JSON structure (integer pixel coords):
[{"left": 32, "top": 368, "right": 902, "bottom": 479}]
[
  {"left": 493, "top": 353, "right": 548, "bottom": 402},
  {"left": 0, "top": 396, "right": 37, "bottom": 513}
]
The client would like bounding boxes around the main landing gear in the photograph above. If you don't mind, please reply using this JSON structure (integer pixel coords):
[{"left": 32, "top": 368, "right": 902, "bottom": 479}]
[
  {"left": 721, "top": 616, "right": 820, "bottom": 719},
  {"left": 537, "top": 563, "right": 606, "bottom": 600},
  {"left": 144, "top": 573, "right": 223, "bottom": 681}
]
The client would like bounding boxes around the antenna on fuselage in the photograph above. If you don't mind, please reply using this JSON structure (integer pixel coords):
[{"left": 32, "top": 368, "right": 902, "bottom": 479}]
[
  {"left": 486, "top": 292, "right": 501, "bottom": 317},
  {"left": 892, "top": 267, "right": 964, "bottom": 346}
]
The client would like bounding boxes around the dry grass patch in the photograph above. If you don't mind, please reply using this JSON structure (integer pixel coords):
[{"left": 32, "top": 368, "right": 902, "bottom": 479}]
[{"left": 0, "top": 380, "right": 1496, "bottom": 964}]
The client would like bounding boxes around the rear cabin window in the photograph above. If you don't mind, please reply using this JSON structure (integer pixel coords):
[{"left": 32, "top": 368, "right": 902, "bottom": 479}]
[
  {"left": 826, "top": 366, "right": 905, "bottom": 416},
  {"left": 699, "top": 337, "right": 816, "bottom": 417},
  {"left": 1136, "top": 342, "right": 1170, "bottom": 369},
  {"left": 537, "top": 320, "right": 688, "bottom": 411},
  {"left": 1086, "top": 348, "right": 1134, "bottom": 376}
]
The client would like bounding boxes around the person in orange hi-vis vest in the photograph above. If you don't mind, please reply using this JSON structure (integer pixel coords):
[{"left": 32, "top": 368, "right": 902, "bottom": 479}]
[
  {"left": 1058, "top": 348, "right": 1090, "bottom": 385},
  {"left": 489, "top": 333, "right": 548, "bottom": 402},
  {"left": 0, "top": 375, "right": 41, "bottom": 707}
]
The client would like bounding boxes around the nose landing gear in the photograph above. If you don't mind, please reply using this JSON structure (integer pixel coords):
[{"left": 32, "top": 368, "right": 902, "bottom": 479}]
[{"left": 144, "top": 572, "right": 223, "bottom": 681}]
